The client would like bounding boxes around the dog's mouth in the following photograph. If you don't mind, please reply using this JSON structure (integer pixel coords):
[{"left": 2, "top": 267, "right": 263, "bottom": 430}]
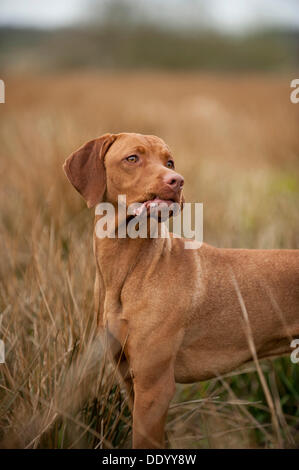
[{"left": 131, "top": 196, "right": 178, "bottom": 217}]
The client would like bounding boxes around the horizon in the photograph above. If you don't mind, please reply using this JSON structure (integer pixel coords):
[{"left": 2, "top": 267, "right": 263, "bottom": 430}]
[{"left": 1, "top": 0, "right": 299, "bottom": 34}]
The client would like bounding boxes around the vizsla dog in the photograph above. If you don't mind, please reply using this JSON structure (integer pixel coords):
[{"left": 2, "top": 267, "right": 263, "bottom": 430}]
[{"left": 63, "top": 132, "right": 299, "bottom": 448}]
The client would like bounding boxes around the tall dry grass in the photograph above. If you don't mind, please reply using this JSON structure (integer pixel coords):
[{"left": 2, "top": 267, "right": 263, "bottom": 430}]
[{"left": 0, "top": 71, "right": 299, "bottom": 448}]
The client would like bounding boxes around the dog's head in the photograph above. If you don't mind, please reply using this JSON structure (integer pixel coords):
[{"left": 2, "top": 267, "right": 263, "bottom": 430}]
[{"left": 63, "top": 132, "right": 184, "bottom": 217}]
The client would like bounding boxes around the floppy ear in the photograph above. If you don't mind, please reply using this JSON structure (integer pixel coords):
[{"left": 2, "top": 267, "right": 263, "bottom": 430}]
[{"left": 63, "top": 133, "right": 117, "bottom": 208}]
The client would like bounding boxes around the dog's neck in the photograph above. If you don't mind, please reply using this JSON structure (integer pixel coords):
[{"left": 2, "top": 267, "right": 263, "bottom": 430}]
[{"left": 93, "top": 211, "right": 171, "bottom": 290}]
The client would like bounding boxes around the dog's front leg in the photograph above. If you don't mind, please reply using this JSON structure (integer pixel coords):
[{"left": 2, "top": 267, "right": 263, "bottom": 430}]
[
  {"left": 132, "top": 366, "right": 175, "bottom": 449},
  {"left": 127, "top": 320, "right": 183, "bottom": 448}
]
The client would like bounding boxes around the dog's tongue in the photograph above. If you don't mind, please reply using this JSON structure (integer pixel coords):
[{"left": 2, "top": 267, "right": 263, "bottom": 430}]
[
  {"left": 132, "top": 198, "right": 173, "bottom": 216},
  {"left": 144, "top": 198, "right": 172, "bottom": 208}
]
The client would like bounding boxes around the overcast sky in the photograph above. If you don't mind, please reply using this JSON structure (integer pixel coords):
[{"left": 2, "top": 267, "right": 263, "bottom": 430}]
[{"left": 1, "top": 0, "right": 299, "bottom": 32}]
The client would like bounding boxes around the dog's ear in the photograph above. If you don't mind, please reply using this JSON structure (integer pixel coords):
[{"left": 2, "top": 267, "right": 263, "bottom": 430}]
[{"left": 63, "top": 133, "right": 117, "bottom": 208}]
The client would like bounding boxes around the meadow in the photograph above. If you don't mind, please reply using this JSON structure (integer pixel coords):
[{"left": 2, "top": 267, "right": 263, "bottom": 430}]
[{"left": 0, "top": 71, "right": 298, "bottom": 448}]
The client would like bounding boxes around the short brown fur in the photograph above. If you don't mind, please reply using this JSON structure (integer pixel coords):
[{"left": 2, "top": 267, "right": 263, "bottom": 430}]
[{"left": 63, "top": 133, "right": 299, "bottom": 448}]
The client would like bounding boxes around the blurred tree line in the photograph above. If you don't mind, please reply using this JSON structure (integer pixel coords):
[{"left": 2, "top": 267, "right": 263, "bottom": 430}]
[{"left": 0, "top": 0, "right": 298, "bottom": 73}]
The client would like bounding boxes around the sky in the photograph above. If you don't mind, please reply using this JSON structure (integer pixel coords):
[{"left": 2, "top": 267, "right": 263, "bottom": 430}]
[{"left": 1, "top": 0, "right": 299, "bottom": 32}]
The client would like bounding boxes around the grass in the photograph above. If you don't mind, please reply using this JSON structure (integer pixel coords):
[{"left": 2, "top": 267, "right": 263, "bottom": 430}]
[{"left": 0, "top": 71, "right": 298, "bottom": 448}]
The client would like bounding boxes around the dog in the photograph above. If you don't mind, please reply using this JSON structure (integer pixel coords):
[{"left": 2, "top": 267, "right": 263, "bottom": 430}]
[{"left": 63, "top": 132, "right": 299, "bottom": 448}]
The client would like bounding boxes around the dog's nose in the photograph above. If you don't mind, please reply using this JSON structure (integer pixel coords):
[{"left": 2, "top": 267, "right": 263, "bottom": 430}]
[{"left": 164, "top": 173, "right": 184, "bottom": 192}]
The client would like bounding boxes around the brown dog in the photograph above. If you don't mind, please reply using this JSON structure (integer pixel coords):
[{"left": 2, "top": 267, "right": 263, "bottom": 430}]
[{"left": 63, "top": 132, "right": 299, "bottom": 448}]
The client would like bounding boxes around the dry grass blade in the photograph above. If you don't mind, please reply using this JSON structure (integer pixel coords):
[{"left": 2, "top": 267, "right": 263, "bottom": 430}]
[{"left": 231, "top": 270, "right": 283, "bottom": 448}]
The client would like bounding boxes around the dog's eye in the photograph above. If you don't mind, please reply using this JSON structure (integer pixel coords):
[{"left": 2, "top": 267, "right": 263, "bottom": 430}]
[
  {"left": 166, "top": 160, "right": 174, "bottom": 169},
  {"left": 126, "top": 155, "right": 139, "bottom": 163}
]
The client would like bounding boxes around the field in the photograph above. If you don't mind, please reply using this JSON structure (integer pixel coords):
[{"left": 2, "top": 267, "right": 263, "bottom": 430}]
[{"left": 0, "top": 71, "right": 299, "bottom": 448}]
